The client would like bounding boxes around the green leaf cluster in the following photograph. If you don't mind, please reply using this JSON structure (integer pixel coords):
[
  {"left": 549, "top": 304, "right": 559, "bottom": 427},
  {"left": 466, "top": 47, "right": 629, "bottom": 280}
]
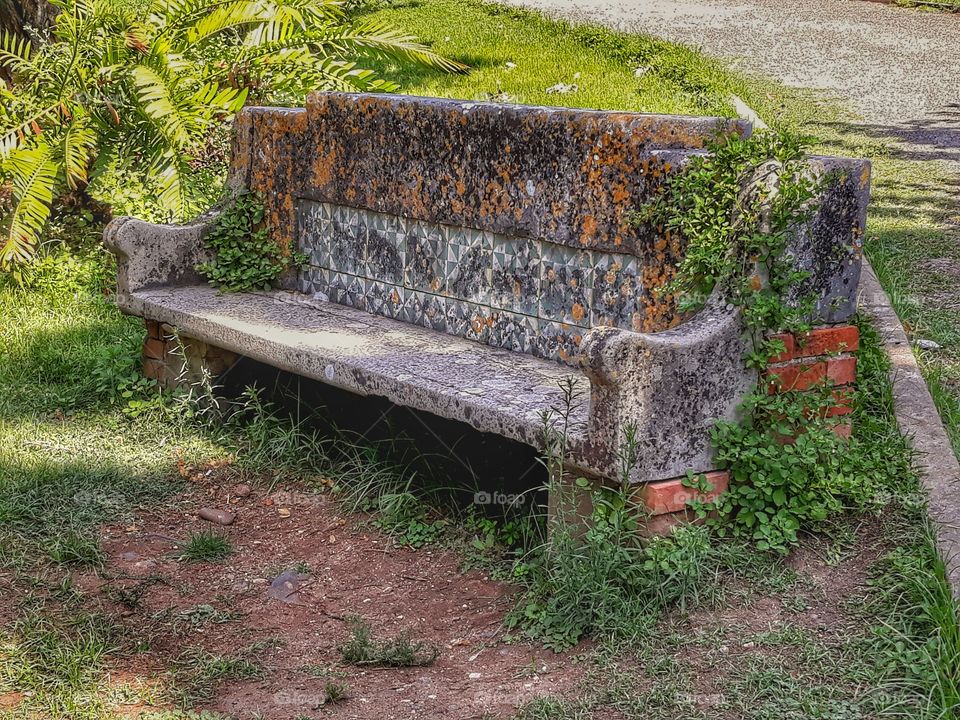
[
  {"left": 646, "top": 129, "right": 818, "bottom": 353},
  {"left": 196, "top": 190, "right": 304, "bottom": 293},
  {"left": 647, "top": 130, "right": 881, "bottom": 553}
]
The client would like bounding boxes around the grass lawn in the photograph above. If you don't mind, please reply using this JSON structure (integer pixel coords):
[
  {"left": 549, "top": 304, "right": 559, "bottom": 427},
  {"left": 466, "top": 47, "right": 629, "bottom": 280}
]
[{"left": 0, "top": 1, "right": 958, "bottom": 718}]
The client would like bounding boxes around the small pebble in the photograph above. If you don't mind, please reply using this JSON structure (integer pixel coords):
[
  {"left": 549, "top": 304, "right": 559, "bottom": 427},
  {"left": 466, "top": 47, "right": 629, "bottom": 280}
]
[
  {"left": 233, "top": 483, "right": 252, "bottom": 498},
  {"left": 198, "top": 507, "right": 235, "bottom": 525}
]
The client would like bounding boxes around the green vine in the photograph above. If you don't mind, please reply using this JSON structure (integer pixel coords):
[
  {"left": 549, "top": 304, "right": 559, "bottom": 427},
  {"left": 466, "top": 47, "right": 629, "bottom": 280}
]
[
  {"left": 647, "top": 130, "right": 818, "bottom": 363},
  {"left": 196, "top": 191, "right": 307, "bottom": 293},
  {"left": 646, "top": 130, "right": 879, "bottom": 553}
]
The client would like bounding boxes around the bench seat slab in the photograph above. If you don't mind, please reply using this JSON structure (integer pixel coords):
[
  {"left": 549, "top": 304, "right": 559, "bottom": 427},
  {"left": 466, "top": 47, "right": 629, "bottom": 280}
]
[{"left": 127, "top": 285, "right": 590, "bottom": 451}]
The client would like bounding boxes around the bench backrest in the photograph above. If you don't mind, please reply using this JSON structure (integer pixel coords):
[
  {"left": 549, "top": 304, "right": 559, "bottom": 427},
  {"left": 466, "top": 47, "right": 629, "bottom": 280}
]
[{"left": 228, "top": 93, "right": 867, "bottom": 363}]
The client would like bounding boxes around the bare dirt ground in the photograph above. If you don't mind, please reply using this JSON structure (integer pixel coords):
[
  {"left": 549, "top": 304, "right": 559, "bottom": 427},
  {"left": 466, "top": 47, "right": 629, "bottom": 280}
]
[
  {"left": 69, "top": 468, "right": 586, "bottom": 720},
  {"left": 0, "top": 461, "right": 886, "bottom": 719}
]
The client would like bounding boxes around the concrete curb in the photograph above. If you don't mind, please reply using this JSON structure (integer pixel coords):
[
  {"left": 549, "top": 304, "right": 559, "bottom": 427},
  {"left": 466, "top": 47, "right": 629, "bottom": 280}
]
[{"left": 859, "top": 260, "right": 960, "bottom": 594}]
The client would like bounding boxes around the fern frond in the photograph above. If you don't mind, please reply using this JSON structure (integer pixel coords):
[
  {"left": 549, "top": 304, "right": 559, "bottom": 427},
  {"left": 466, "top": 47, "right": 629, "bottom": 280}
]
[
  {"left": 0, "top": 104, "right": 60, "bottom": 159},
  {"left": 0, "top": 30, "right": 32, "bottom": 76},
  {"left": 1, "top": 144, "right": 58, "bottom": 267},
  {"left": 145, "top": 147, "right": 190, "bottom": 219},
  {"left": 191, "top": 82, "right": 248, "bottom": 113},
  {"left": 184, "top": 0, "right": 265, "bottom": 45},
  {"left": 232, "top": 22, "right": 467, "bottom": 76}
]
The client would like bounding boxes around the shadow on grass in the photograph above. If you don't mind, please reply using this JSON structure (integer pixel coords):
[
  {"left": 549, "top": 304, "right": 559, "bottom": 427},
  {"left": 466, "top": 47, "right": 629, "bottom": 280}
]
[{"left": 0, "top": 454, "right": 183, "bottom": 547}]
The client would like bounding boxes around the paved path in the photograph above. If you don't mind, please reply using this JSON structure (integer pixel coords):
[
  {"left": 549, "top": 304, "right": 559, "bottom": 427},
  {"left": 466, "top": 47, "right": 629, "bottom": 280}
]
[{"left": 509, "top": 0, "right": 960, "bottom": 168}]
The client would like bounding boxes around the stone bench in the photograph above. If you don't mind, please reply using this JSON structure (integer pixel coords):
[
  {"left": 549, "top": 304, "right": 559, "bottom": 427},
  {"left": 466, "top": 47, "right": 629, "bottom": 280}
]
[{"left": 105, "top": 92, "right": 869, "bottom": 504}]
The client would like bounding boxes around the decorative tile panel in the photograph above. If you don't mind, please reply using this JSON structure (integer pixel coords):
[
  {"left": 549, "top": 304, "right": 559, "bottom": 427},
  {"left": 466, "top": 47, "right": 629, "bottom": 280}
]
[
  {"left": 539, "top": 246, "right": 593, "bottom": 327},
  {"left": 592, "top": 253, "right": 641, "bottom": 329},
  {"left": 297, "top": 200, "right": 653, "bottom": 365}
]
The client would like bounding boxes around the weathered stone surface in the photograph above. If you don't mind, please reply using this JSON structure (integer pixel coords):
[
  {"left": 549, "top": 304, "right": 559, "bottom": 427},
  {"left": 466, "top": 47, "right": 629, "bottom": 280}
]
[
  {"left": 105, "top": 93, "right": 872, "bottom": 485},
  {"left": 105, "top": 214, "right": 213, "bottom": 295},
  {"left": 788, "top": 156, "right": 870, "bottom": 324},
  {"left": 116, "top": 278, "right": 590, "bottom": 454},
  {"left": 231, "top": 94, "right": 750, "bottom": 255},
  {"left": 579, "top": 287, "right": 755, "bottom": 481}
]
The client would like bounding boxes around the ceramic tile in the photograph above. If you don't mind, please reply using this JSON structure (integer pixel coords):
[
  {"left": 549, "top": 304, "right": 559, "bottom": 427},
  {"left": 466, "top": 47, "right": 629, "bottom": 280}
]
[
  {"left": 445, "top": 228, "right": 491, "bottom": 303},
  {"left": 488, "top": 310, "right": 538, "bottom": 354},
  {"left": 340, "top": 274, "right": 366, "bottom": 311},
  {"left": 365, "top": 212, "right": 405, "bottom": 285},
  {"left": 491, "top": 234, "right": 540, "bottom": 315},
  {"left": 591, "top": 253, "right": 641, "bottom": 328},
  {"left": 403, "top": 291, "right": 447, "bottom": 332},
  {"left": 446, "top": 299, "right": 491, "bottom": 343},
  {"left": 405, "top": 222, "right": 446, "bottom": 293},
  {"left": 294, "top": 203, "right": 642, "bottom": 363},
  {"left": 539, "top": 245, "right": 592, "bottom": 327},
  {"left": 326, "top": 217, "right": 365, "bottom": 274},
  {"left": 364, "top": 279, "right": 404, "bottom": 319},
  {"left": 535, "top": 321, "right": 586, "bottom": 364}
]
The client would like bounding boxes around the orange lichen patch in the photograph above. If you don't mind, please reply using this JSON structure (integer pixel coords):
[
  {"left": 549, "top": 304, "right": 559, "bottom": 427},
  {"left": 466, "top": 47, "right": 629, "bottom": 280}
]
[
  {"left": 237, "top": 95, "right": 740, "bottom": 267},
  {"left": 471, "top": 313, "right": 486, "bottom": 335},
  {"left": 311, "top": 146, "right": 339, "bottom": 189},
  {"left": 581, "top": 215, "right": 598, "bottom": 241},
  {"left": 571, "top": 303, "right": 586, "bottom": 322},
  {"left": 859, "top": 164, "right": 871, "bottom": 189}
]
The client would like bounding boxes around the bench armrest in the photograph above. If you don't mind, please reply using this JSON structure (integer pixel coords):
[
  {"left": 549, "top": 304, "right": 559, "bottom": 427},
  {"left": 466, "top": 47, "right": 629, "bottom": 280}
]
[
  {"left": 104, "top": 212, "right": 221, "bottom": 297},
  {"left": 575, "top": 287, "right": 756, "bottom": 483}
]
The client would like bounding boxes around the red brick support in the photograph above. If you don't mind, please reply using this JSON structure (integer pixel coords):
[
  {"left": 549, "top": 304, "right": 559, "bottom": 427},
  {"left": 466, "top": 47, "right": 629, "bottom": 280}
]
[
  {"left": 632, "top": 471, "right": 729, "bottom": 536},
  {"left": 765, "top": 325, "right": 859, "bottom": 438},
  {"left": 142, "top": 319, "right": 239, "bottom": 389}
]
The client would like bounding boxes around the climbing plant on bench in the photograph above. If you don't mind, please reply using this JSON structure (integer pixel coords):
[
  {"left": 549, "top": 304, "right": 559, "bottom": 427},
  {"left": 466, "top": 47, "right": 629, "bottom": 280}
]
[
  {"left": 196, "top": 191, "right": 306, "bottom": 293},
  {"left": 646, "top": 131, "right": 885, "bottom": 552}
]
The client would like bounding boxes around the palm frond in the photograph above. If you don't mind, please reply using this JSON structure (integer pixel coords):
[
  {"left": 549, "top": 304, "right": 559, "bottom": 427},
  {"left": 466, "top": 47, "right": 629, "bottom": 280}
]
[
  {"left": 184, "top": 0, "right": 266, "bottom": 45},
  {"left": 1, "top": 144, "right": 57, "bottom": 268},
  {"left": 0, "top": 30, "right": 32, "bottom": 76},
  {"left": 131, "top": 63, "right": 192, "bottom": 147},
  {"left": 246, "top": 3, "right": 304, "bottom": 44},
  {"left": 145, "top": 147, "right": 190, "bottom": 219},
  {"left": 339, "top": 19, "right": 468, "bottom": 74},
  {"left": 0, "top": 104, "right": 60, "bottom": 159},
  {"left": 191, "top": 82, "right": 248, "bottom": 113},
  {"left": 60, "top": 119, "right": 97, "bottom": 189}
]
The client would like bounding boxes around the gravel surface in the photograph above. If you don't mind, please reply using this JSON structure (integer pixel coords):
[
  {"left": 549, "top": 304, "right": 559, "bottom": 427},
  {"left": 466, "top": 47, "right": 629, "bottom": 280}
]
[{"left": 508, "top": 0, "right": 959, "bottom": 169}]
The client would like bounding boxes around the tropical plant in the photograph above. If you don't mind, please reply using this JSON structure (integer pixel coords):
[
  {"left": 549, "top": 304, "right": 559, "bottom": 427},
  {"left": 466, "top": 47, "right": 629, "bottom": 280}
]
[{"left": 0, "top": 0, "right": 466, "bottom": 268}]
